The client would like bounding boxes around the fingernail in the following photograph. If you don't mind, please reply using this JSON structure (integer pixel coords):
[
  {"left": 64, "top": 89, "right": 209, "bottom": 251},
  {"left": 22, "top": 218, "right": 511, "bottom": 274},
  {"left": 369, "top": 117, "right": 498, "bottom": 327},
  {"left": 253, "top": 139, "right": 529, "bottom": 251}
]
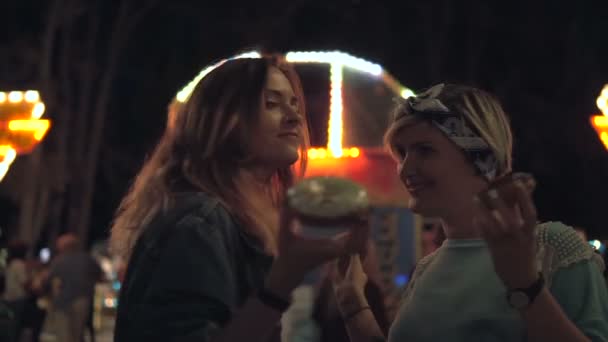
[{"left": 488, "top": 189, "right": 499, "bottom": 199}]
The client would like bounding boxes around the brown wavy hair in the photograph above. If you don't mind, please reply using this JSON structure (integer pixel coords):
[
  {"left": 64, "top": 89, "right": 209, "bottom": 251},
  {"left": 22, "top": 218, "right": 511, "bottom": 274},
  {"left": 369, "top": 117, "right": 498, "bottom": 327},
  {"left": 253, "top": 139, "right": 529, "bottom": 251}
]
[{"left": 110, "top": 55, "right": 310, "bottom": 262}]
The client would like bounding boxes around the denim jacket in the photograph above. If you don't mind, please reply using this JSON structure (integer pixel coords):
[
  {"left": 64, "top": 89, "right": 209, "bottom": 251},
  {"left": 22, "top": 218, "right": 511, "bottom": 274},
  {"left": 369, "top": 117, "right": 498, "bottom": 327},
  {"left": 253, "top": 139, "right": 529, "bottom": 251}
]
[{"left": 114, "top": 192, "right": 277, "bottom": 342}]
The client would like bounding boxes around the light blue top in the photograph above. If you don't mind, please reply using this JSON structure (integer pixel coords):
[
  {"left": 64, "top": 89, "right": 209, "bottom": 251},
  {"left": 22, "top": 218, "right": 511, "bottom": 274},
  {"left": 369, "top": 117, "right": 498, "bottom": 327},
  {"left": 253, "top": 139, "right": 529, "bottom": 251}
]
[{"left": 388, "top": 222, "right": 608, "bottom": 342}]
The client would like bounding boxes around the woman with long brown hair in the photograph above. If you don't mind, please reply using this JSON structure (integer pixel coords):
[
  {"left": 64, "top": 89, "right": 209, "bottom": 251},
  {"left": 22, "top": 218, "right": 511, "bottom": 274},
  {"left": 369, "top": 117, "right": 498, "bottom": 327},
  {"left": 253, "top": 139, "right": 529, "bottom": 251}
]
[{"left": 111, "top": 55, "right": 366, "bottom": 341}]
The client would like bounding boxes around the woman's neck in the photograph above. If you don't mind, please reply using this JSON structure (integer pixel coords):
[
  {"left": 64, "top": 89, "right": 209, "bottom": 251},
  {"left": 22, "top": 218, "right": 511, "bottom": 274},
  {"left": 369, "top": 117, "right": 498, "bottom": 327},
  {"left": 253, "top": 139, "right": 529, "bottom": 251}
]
[
  {"left": 440, "top": 206, "right": 482, "bottom": 240},
  {"left": 235, "top": 166, "right": 280, "bottom": 256},
  {"left": 236, "top": 165, "right": 274, "bottom": 189}
]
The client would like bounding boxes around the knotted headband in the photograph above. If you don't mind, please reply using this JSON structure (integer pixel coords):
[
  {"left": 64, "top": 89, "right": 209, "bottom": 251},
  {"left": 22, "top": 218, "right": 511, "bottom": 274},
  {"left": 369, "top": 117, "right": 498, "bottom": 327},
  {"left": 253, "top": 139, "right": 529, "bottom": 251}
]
[{"left": 392, "top": 84, "right": 498, "bottom": 180}]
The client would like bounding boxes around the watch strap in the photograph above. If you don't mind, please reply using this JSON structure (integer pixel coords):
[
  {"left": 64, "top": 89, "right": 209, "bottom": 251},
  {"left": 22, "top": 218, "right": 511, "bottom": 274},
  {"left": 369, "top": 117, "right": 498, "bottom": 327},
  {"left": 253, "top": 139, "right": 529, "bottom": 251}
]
[{"left": 507, "top": 272, "right": 545, "bottom": 308}]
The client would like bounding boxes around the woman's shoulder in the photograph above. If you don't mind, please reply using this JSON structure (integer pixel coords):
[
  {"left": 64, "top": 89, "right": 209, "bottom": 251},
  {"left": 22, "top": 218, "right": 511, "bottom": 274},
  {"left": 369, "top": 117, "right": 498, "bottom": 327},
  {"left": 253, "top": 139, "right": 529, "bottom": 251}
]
[
  {"left": 535, "top": 221, "right": 604, "bottom": 274},
  {"left": 131, "top": 191, "right": 239, "bottom": 258},
  {"left": 536, "top": 221, "right": 591, "bottom": 258},
  {"left": 169, "top": 192, "right": 235, "bottom": 229}
]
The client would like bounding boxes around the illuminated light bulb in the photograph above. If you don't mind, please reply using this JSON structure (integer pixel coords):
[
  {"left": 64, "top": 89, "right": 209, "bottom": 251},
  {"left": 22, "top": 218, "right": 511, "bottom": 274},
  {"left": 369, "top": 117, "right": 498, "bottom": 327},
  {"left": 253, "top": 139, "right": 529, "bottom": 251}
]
[
  {"left": 231, "top": 51, "right": 261, "bottom": 59},
  {"left": 24, "top": 90, "right": 40, "bottom": 103},
  {"left": 308, "top": 149, "right": 318, "bottom": 159},
  {"left": 8, "top": 91, "right": 23, "bottom": 103},
  {"left": 328, "top": 63, "right": 343, "bottom": 158},
  {"left": 593, "top": 116, "right": 608, "bottom": 127},
  {"left": 31, "top": 103, "right": 46, "bottom": 119},
  {"left": 600, "top": 132, "right": 608, "bottom": 149},
  {"left": 0, "top": 92, "right": 6, "bottom": 103},
  {"left": 0, "top": 146, "right": 17, "bottom": 182},
  {"left": 591, "top": 240, "right": 602, "bottom": 250},
  {"left": 349, "top": 147, "right": 360, "bottom": 158},
  {"left": 285, "top": 51, "right": 382, "bottom": 76},
  {"left": 598, "top": 84, "right": 608, "bottom": 116},
  {"left": 400, "top": 88, "right": 415, "bottom": 99},
  {"left": 0, "top": 145, "right": 13, "bottom": 155},
  {"left": 8, "top": 120, "right": 51, "bottom": 141},
  {"left": 176, "top": 51, "right": 261, "bottom": 103},
  {"left": 317, "top": 149, "right": 327, "bottom": 159}
]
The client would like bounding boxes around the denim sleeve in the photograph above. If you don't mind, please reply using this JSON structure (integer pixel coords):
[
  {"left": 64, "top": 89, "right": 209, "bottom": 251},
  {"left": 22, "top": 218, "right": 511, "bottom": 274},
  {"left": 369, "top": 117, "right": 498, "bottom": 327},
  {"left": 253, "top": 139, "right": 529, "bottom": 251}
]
[{"left": 129, "top": 212, "right": 239, "bottom": 342}]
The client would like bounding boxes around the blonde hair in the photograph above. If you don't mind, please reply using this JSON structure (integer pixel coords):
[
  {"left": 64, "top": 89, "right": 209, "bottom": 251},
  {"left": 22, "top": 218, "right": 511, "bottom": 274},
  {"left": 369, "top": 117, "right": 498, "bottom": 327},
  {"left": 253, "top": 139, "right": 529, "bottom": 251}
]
[
  {"left": 384, "top": 84, "right": 513, "bottom": 177},
  {"left": 110, "top": 55, "right": 309, "bottom": 262}
]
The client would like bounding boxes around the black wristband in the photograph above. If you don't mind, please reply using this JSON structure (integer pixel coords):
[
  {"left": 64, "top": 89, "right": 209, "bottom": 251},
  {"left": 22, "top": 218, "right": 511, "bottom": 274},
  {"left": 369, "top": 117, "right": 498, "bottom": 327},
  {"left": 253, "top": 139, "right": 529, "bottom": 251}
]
[{"left": 257, "top": 287, "right": 291, "bottom": 313}]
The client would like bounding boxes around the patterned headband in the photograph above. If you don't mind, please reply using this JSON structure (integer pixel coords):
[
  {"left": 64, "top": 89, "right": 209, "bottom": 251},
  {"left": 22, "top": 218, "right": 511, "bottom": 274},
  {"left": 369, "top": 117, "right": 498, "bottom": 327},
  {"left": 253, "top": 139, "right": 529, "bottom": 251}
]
[{"left": 393, "top": 83, "right": 498, "bottom": 180}]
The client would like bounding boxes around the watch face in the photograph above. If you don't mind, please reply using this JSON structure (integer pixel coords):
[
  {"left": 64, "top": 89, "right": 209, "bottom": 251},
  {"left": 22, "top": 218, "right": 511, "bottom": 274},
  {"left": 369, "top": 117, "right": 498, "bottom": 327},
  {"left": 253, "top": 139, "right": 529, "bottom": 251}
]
[{"left": 508, "top": 291, "right": 530, "bottom": 309}]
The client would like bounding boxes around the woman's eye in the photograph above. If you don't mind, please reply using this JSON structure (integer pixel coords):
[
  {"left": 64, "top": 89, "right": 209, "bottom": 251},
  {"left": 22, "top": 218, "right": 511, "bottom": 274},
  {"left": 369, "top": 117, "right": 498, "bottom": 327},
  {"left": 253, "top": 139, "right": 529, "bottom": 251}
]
[
  {"left": 265, "top": 101, "right": 279, "bottom": 109},
  {"left": 417, "top": 145, "right": 434, "bottom": 156},
  {"left": 395, "top": 146, "right": 406, "bottom": 159}
]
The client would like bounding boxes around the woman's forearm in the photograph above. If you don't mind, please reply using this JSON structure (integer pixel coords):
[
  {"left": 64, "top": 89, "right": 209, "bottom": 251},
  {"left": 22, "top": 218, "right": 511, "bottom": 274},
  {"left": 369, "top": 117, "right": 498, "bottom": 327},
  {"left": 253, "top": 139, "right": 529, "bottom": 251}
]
[
  {"left": 338, "top": 290, "right": 386, "bottom": 342},
  {"left": 344, "top": 307, "right": 386, "bottom": 342},
  {"left": 522, "top": 288, "right": 590, "bottom": 342}
]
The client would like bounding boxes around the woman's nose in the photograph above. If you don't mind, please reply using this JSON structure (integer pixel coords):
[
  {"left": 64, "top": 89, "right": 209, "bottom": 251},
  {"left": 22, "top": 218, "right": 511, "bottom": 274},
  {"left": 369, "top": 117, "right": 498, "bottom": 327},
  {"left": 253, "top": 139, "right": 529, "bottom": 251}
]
[
  {"left": 284, "top": 104, "right": 301, "bottom": 126},
  {"left": 398, "top": 154, "right": 416, "bottom": 179}
]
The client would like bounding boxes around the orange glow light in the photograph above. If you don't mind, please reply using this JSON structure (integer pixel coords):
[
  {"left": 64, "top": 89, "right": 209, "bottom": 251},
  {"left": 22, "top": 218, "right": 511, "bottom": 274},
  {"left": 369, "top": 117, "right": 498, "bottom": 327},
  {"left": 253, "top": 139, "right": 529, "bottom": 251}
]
[
  {"left": 8, "top": 119, "right": 51, "bottom": 141},
  {"left": 591, "top": 115, "right": 608, "bottom": 150},
  {"left": 592, "top": 115, "right": 608, "bottom": 128},
  {"left": 308, "top": 147, "right": 360, "bottom": 160},
  {"left": 600, "top": 132, "right": 608, "bottom": 148},
  {"left": 591, "top": 84, "right": 608, "bottom": 151},
  {"left": 0, "top": 90, "right": 51, "bottom": 182},
  {"left": 0, "top": 145, "right": 17, "bottom": 182}
]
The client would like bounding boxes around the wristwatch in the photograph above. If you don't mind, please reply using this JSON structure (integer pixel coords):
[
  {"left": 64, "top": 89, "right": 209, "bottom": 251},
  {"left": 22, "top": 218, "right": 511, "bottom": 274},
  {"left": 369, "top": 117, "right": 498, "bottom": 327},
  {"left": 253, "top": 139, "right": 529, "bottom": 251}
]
[{"left": 506, "top": 272, "right": 545, "bottom": 310}]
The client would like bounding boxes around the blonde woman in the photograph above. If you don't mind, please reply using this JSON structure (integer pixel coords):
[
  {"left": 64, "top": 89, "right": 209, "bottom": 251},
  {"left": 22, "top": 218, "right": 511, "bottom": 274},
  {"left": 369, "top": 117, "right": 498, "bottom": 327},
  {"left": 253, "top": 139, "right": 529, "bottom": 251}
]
[
  {"left": 111, "top": 55, "right": 366, "bottom": 341},
  {"left": 332, "top": 84, "right": 608, "bottom": 341}
]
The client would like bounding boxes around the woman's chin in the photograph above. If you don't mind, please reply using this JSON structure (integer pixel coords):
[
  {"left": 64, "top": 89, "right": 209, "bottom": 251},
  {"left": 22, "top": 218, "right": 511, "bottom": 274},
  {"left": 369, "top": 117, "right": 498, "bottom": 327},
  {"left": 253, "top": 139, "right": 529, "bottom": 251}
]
[
  {"left": 407, "top": 197, "right": 435, "bottom": 216},
  {"left": 407, "top": 197, "right": 422, "bottom": 212}
]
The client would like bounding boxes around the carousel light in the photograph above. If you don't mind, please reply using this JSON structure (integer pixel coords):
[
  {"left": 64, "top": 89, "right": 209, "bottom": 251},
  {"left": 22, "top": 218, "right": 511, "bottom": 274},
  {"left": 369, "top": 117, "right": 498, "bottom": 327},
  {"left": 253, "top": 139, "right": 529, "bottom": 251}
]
[
  {"left": 0, "top": 90, "right": 51, "bottom": 182},
  {"left": 175, "top": 51, "right": 261, "bottom": 103},
  {"left": 285, "top": 51, "right": 383, "bottom": 76},
  {"left": 591, "top": 85, "right": 608, "bottom": 151},
  {"left": 174, "top": 50, "right": 413, "bottom": 159},
  {"left": 597, "top": 85, "right": 608, "bottom": 116},
  {"left": 31, "top": 103, "right": 46, "bottom": 119},
  {"left": 401, "top": 88, "right": 415, "bottom": 99},
  {"left": 307, "top": 147, "right": 360, "bottom": 159},
  {"left": 24, "top": 90, "right": 40, "bottom": 103},
  {"left": 0, "top": 145, "right": 17, "bottom": 182},
  {"left": 329, "top": 63, "right": 344, "bottom": 157},
  {"left": 8, "top": 119, "right": 51, "bottom": 141},
  {"left": 8, "top": 91, "right": 23, "bottom": 103}
]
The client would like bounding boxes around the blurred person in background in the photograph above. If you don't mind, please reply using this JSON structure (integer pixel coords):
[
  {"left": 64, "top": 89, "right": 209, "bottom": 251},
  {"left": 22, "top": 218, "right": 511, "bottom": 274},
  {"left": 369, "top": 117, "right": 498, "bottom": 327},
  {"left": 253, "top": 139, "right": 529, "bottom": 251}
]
[
  {"left": 42, "top": 233, "right": 102, "bottom": 342},
  {"left": 3, "top": 239, "right": 29, "bottom": 340}
]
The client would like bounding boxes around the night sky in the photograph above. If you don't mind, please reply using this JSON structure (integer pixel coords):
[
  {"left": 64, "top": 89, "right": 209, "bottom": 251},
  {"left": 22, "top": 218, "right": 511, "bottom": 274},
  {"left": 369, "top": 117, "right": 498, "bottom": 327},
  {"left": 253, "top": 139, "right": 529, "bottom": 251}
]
[{"left": 1, "top": 0, "right": 607, "bottom": 244}]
